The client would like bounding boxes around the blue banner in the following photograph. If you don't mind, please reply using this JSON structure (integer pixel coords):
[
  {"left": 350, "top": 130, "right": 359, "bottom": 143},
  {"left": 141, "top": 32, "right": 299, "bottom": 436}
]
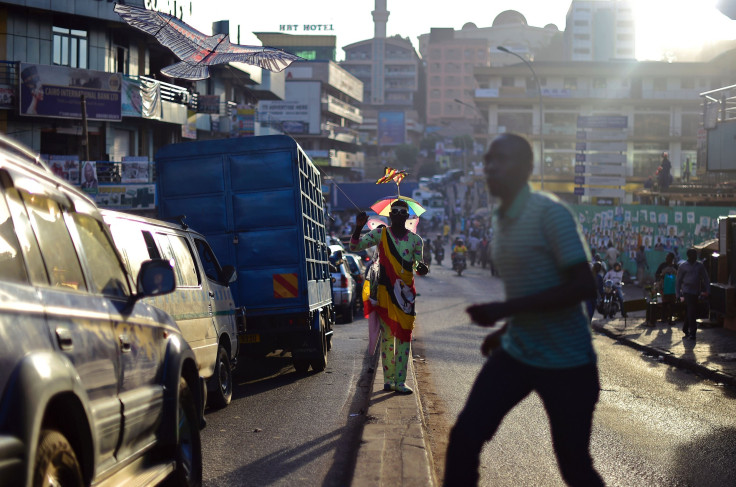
[
  {"left": 19, "top": 63, "right": 122, "bottom": 121},
  {"left": 378, "top": 111, "right": 405, "bottom": 146}
]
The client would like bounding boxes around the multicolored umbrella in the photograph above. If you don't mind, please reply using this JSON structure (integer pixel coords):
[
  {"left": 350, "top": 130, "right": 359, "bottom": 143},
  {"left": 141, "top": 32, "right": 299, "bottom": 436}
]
[
  {"left": 114, "top": 4, "right": 303, "bottom": 80},
  {"left": 370, "top": 196, "right": 425, "bottom": 217}
]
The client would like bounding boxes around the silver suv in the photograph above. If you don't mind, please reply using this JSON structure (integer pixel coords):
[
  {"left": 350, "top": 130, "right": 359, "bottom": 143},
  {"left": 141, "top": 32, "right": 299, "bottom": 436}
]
[{"left": 0, "top": 136, "right": 203, "bottom": 486}]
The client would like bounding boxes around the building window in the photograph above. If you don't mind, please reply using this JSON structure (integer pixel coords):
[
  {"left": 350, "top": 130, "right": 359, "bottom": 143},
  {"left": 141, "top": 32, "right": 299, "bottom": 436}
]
[
  {"left": 653, "top": 78, "right": 667, "bottom": 91},
  {"left": 681, "top": 78, "right": 694, "bottom": 90},
  {"left": 573, "top": 48, "right": 590, "bottom": 54},
  {"left": 53, "top": 26, "right": 88, "bottom": 68},
  {"left": 593, "top": 78, "right": 607, "bottom": 89},
  {"left": 564, "top": 77, "right": 578, "bottom": 90},
  {"left": 574, "top": 34, "right": 590, "bottom": 40},
  {"left": 114, "top": 45, "right": 129, "bottom": 74},
  {"left": 501, "top": 76, "right": 514, "bottom": 87},
  {"left": 574, "top": 20, "right": 589, "bottom": 26}
]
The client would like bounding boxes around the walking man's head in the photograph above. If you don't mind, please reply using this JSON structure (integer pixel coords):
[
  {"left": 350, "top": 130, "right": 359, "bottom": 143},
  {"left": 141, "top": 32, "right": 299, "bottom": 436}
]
[
  {"left": 483, "top": 133, "right": 533, "bottom": 202},
  {"left": 686, "top": 248, "right": 697, "bottom": 263}
]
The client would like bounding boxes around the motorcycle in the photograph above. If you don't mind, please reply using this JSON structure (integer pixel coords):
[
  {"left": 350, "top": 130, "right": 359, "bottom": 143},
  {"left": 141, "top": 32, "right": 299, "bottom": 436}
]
[
  {"left": 452, "top": 254, "right": 466, "bottom": 276},
  {"left": 597, "top": 279, "right": 622, "bottom": 318},
  {"left": 434, "top": 246, "right": 445, "bottom": 265}
]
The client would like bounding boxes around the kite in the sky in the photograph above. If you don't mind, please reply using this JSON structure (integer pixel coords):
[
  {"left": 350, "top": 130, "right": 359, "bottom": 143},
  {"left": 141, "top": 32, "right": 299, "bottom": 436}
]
[{"left": 114, "top": 4, "right": 304, "bottom": 80}]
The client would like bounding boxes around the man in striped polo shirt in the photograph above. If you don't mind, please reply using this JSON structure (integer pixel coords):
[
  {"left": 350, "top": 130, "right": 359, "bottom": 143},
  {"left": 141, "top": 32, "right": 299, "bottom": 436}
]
[{"left": 444, "top": 134, "right": 604, "bottom": 486}]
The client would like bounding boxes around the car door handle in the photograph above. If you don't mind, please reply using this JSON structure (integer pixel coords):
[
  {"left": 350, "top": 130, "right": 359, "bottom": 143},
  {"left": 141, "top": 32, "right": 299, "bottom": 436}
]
[
  {"left": 55, "top": 328, "right": 73, "bottom": 350},
  {"left": 119, "top": 334, "right": 131, "bottom": 353}
]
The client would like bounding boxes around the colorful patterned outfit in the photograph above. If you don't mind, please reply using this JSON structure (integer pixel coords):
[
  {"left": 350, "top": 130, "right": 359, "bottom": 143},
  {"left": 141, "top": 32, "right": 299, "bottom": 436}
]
[{"left": 351, "top": 226, "right": 423, "bottom": 391}]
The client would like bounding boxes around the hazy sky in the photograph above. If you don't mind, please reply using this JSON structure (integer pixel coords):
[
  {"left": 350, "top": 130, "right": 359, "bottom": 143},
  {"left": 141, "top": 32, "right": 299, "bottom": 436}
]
[{"left": 170, "top": 0, "right": 736, "bottom": 61}]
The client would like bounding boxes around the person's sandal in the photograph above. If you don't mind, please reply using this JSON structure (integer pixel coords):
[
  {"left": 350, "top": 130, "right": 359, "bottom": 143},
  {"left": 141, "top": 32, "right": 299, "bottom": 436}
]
[
  {"left": 383, "top": 382, "right": 394, "bottom": 392},
  {"left": 394, "top": 383, "right": 413, "bottom": 394}
]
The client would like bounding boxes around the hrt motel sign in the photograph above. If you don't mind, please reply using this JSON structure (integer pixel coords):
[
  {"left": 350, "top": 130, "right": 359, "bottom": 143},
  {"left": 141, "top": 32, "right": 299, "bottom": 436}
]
[{"left": 280, "top": 24, "right": 335, "bottom": 32}]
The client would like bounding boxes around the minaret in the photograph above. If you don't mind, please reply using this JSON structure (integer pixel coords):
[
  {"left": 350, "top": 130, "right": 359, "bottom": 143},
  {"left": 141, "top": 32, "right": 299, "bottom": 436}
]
[{"left": 372, "top": 0, "right": 389, "bottom": 38}]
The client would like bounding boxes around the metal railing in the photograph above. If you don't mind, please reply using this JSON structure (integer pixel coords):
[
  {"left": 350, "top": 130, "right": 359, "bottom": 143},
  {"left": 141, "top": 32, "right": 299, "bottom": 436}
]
[{"left": 701, "top": 84, "right": 736, "bottom": 125}]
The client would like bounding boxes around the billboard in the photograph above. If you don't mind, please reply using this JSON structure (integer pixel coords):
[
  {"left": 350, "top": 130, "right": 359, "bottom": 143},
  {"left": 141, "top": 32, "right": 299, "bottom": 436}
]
[
  {"left": 19, "top": 63, "right": 122, "bottom": 121},
  {"left": 378, "top": 111, "right": 405, "bottom": 146}
]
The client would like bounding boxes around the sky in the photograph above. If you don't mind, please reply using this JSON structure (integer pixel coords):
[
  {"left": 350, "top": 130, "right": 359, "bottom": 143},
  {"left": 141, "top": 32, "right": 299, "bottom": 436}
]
[{"left": 165, "top": 0, "right": 736, "bottom": 61}]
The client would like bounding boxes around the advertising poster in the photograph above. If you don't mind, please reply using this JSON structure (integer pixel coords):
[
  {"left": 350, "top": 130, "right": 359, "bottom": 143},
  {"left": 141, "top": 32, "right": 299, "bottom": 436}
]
[
  {"left": 48, "top": 155, "right": 80, "bottom": 184},
  {"left": 19, "top": 63, "right": 122, "bottom": 121},
  {"left": 121, "top": 156, "right": 150, "bottom": 184},
  {"left": 93, "top": 184, "right": 156, "bottom": 210},
  {"left": 80, "top": 161, "right": 98, "bottom": 193},
  {"left": 378, "top": 111, "right": 406, "bottom": 146},
  {"left": 231, "top": 105, "right": 255, "bottom": 138},
  {"left": 121, "top": 77, "right": 142, "bottom": 117}
]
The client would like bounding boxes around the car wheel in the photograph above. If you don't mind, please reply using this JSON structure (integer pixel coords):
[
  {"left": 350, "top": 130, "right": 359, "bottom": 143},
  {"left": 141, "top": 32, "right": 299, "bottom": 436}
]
[
  {"left": 171, "top": 377, "right": 202, "bottom": 487},
  {"left": 209, "top": 346, "right": 233, "bottom": 409},
  {"left": 342, "top": 302, "right": 354, "bottom": 323},
  {"left": 34, "top": 429, "right": 83, "bottom": 487},
  {"left": 310, "top": 315, "right": 328, "bottom": 372},
  {"left": 293, "top": 358, "right": 310, "bottom": 374}
]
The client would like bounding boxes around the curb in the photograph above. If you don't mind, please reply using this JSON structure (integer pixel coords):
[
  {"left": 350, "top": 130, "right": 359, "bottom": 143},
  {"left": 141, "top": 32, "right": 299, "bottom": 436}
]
[
  {"left": 591, "top": 321, "right": 736, "bottom": 388},
  {"left": 352, "top": 345, "right": 436, "bottom": 487}
]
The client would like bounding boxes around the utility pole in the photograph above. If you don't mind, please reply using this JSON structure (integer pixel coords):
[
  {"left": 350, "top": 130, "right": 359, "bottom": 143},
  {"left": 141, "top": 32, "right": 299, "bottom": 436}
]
[{"left": 497, "top": 46, "right": 544, "bottom": 190}]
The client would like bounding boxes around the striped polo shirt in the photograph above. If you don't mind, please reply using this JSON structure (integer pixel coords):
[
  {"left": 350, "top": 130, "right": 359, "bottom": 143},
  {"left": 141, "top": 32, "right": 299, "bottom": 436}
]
[{"left": 492, "top": 184, "right": 596, "bottom": 368}]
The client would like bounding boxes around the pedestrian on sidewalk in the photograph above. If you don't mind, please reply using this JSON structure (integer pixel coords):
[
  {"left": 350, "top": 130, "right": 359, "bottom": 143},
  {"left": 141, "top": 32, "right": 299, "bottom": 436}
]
[
  {"left": 676, "top": 248, "right": 710, "bottom": 340},
  {"left": 350, "top": 200, "right": 429, "bottom": 394},
  {"left": 654, "top": 252, "right": 679, "bottom": 324},
  {"left": 444, "top": 133, "right": 603, "bottom": 487},
  {"left": 635, "top": 245, "right": 650, "bottom": 286}
]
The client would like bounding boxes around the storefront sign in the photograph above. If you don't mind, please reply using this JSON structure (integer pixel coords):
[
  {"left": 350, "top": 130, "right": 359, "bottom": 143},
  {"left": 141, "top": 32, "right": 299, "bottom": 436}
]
[
  {"left": 121, "top": 156, "right": 150, "bottom": 183},
  {"left": 19, "top": 63, "right": 121, "bottom": 121}
]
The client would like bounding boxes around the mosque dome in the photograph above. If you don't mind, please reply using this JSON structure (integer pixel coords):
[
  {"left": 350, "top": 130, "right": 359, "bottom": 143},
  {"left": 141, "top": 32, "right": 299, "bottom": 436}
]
[
  {"left": 492, "top": 10, "right": 528, "bottom": 27},
  {"left": 544, "top": 23, "right": 559, "bottom": 31},
  {"left": 461, "top": 22, "right": 478, "bottom": 30}
]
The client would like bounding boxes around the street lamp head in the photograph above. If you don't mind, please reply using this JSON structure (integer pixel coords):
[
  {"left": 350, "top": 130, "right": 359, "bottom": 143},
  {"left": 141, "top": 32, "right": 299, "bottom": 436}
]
[{"left": 497, "top": 46, "right": 510, "bottom": 53}]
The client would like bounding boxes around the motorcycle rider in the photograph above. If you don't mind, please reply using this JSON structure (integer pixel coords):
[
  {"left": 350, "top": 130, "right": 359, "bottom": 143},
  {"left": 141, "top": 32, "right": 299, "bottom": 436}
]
[
  {"left": 602, "top": 262, "right": 627, "bottom": 318},
  {"left": 451, "top": 237, "right": 468, "bottom": 271}
]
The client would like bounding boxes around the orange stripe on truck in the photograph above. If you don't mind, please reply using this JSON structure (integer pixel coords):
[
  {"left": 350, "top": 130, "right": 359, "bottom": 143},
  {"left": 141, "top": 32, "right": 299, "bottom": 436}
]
[{"left": 273, "top": 273, "right": 298, "bottom": 298}]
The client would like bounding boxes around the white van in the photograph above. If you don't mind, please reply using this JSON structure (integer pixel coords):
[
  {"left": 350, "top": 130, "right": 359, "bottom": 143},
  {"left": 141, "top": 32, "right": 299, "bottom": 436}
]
[{"left": 102, "top": 210, "right": 243, "bottom": 408}]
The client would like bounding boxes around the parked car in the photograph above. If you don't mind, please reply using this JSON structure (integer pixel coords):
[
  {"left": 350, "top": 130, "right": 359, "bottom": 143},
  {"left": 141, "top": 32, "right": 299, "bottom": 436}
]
[
  {"left": 0, "top": 135, "right": 203, "bottom": 486},
  {"left": 102, "top": 210, "right": 243, "bottom": 409},
  {"left": 344, "top": 253, "right": 367, "bottom": 312},
  {"left": 329, "top": 245, "right": 356, "bottom": 323}
]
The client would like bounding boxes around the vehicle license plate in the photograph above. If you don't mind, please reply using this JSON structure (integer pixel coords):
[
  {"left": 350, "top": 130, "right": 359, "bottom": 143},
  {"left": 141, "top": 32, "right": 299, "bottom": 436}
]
[{"left": 240, "top": 334, "right": 260, "bottom": 344}]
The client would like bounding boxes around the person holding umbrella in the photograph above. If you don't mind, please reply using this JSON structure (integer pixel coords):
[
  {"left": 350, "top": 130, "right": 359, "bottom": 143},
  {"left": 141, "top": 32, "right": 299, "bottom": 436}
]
[{"left": 350, "top": 199, "right": 429, "bottom": 394}]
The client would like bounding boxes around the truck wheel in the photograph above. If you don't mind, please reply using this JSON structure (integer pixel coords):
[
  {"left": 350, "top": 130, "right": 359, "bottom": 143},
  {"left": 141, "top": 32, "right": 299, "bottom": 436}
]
[
  {"left": 34, "top": 429, "right": 83, "bottom": 487},
  {"left": 170, "top": 377, "right": 202, "bottom": 487},
  {"left": 342, "top": 303, "right": 354, "bottom": 324},
  {"left": 293, "top": 359, "right": 310, "bottom": 374},
  {"left": 310, "top": 316, "right": 328, "bottom": 372},
  {"left": 209, "top": 346, "right": 233, "bottom": 409}
]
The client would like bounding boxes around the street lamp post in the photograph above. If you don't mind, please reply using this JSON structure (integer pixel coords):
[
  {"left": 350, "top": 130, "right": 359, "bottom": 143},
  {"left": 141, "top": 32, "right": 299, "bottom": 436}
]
[{"left": 497, "top": 45, "right": 544, "bottom": 190}]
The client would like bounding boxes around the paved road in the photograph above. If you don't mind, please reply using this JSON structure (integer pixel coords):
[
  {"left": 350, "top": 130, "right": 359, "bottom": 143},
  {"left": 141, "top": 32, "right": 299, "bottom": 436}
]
[
  {"left": 413, "top": 260, "right": 736, "bottom": 486},
  {"left": 200, "top": 319, "right": 374, "bottom": 487}
]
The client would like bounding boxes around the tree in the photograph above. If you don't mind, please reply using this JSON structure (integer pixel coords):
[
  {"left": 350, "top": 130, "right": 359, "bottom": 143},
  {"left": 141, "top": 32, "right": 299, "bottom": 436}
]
[{"left": 394, "top": 144, "right": 419, "bottom": 169}]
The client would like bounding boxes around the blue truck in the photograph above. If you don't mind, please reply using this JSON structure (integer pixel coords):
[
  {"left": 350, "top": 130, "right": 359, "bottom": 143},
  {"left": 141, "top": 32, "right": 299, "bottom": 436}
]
[{"left": 155, "top": 135, "right": 334, "bottom": 373}]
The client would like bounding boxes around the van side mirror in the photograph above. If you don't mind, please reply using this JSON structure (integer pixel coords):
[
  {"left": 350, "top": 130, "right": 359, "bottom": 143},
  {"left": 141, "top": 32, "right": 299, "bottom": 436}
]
[
  {"left": 137, "top": 259, "right": 176, "bottom": 297},
  {"left": 220, "top": 265, "right": 237, "bottom": 284}
]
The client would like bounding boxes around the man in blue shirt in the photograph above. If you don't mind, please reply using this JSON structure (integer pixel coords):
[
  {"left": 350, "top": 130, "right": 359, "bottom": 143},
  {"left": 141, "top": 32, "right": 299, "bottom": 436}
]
[
  {"left": 676, "top": 248, "right": 710, "bottom": 339},
  {"left": 443, "top": 134, "right": 603, "bottom": 486}
]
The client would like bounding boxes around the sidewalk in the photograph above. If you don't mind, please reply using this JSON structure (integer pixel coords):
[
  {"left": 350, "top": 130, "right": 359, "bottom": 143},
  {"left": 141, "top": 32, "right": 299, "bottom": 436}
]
[
  {"left": 351, "top": 295, "right": 736, "bottom": 487},
  {"left": 591, "top": 307, "right": 736, "bottom": 388}
]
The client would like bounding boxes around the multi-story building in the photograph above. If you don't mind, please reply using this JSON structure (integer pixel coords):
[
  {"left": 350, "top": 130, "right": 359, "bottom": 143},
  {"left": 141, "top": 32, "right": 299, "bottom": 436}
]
[
  {"left": 473, "top": 59, "right": 725, "bottom": 203},
  {"left": 418, "top": 11, "right": 560, "bottom": 136},
  {"left": 340, "top": 0, "right": 424, "bottom": 178},
  {"left": 251, "top": 33, "right": 364, "bottom": 180},
  {"left": 564, "top": 0, "right": 636, "bottom": 61},
  {"left": 258, "top": 59, "right": 364, "bottom": 180},
  {"left": 0, "top": 0, "right": 284, "bottom": 212}
]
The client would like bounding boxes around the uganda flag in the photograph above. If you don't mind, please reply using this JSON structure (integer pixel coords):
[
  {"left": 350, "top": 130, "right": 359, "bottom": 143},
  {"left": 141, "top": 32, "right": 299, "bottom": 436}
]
[{"left": 376, "top": 166, "right": 406, "bottom": 185}]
